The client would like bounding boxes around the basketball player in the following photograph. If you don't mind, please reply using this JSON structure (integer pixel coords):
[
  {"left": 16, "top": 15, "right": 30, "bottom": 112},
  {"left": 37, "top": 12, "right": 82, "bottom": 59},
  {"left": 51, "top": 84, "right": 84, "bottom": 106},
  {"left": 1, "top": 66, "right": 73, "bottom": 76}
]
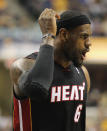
[{"left": 10, "top": 8, "right": 92, "bottom": 131}]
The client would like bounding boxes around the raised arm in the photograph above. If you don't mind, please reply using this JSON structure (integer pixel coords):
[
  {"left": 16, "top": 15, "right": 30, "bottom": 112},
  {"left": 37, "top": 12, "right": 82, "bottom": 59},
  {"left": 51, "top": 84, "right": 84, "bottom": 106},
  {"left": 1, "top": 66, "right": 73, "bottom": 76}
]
[{"left": 10, "top": 9, "right": 60, "bottom": 101}]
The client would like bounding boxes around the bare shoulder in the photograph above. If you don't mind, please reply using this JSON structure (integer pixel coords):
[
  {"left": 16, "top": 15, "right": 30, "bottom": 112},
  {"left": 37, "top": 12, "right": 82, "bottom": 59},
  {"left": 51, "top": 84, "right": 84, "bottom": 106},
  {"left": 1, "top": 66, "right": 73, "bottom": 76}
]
[
  {"left": 81, "top": 65, "right": 90, "bottom": 93},
  {"left": 10, "top": 58, "right": 35, "bottom": 85},
  {"left": 81, "top": 65, "right": 89, "bottom": 77},
  {"left": 10, "top": 57, "right": 36, "bottom": 97}
]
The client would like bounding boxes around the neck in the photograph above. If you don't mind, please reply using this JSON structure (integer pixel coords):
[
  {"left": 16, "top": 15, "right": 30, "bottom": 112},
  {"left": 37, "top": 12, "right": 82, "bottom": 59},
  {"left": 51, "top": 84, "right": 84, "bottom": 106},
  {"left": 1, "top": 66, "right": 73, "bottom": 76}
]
[{"left": 54, "top": 47, "right": 72, "bottom": 68}]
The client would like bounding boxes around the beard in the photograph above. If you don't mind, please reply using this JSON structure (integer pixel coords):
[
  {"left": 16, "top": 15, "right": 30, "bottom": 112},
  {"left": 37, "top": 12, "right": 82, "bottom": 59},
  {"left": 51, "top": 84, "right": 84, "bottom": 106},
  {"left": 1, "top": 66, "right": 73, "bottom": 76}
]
[
  {"left": 63, "top": 41, "right": 84, "bottom": 67},
  {"left": 64, "top": 49, "right": 83, "bottom": 67},
  {"left": 72, "top": 57, "right": 83, "bottom": 67}
]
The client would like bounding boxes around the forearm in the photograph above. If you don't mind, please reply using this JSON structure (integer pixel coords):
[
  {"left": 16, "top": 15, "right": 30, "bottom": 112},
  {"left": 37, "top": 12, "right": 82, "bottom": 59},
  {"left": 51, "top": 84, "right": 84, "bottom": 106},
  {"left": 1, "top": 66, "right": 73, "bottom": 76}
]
[
  {"left": 17, "top": 7, "right": 58, "bottom": 100},
  {"left": 18, "top": 44, "right": 54, "bottom": 100}
]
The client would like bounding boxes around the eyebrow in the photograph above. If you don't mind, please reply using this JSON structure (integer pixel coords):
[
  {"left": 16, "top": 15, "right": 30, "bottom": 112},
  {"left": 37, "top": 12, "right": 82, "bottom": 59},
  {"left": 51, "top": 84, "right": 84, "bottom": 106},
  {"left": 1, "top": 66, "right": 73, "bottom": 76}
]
[{"left": 80, "top": 32, "right": 92, "bottom": 36}]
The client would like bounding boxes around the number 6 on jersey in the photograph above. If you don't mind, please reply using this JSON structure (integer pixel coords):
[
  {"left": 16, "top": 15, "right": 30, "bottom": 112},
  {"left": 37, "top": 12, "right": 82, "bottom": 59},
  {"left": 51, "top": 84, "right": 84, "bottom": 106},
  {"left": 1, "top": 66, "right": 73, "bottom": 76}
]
[{"left": 74, "top": 104, "right": 83, "bottom": 122}]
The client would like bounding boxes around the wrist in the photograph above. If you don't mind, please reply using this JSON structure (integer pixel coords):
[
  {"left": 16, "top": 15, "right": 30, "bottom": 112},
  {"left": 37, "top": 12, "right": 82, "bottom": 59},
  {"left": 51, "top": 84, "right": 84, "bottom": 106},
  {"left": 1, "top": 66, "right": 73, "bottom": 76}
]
[
  {"left": 42, "top": 33, "right": 56, "bottom": 39},
  {"left": 42, "top": 33, "right": 55, "bottom": 46}
]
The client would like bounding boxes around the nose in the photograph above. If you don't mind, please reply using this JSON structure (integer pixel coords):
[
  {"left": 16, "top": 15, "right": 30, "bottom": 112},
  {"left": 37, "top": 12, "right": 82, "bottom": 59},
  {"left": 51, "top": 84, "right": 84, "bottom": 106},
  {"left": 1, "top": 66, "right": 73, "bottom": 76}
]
[{"left": 85, "top": 37, "right": 91, "bottom": 48}]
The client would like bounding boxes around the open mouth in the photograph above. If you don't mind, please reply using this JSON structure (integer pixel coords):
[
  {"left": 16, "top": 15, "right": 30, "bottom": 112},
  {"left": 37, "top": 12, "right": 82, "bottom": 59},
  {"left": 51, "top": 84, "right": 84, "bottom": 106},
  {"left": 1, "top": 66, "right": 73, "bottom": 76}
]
[{"left": 81, "top": 49, "right": 89, "bottom": 60}]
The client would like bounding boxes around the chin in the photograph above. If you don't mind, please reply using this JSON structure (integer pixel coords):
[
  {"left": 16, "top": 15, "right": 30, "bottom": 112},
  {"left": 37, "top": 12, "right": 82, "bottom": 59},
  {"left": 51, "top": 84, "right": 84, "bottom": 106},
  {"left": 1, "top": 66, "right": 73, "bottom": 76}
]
[
  {"left": 66, "top": 53, "right": 83, "bottom": 67},
  {"left": 73, "top": 59, "right": 83, "bottom": 67},
  {"left": 74, "top": 62, "right": 82, "bottom": 67}
]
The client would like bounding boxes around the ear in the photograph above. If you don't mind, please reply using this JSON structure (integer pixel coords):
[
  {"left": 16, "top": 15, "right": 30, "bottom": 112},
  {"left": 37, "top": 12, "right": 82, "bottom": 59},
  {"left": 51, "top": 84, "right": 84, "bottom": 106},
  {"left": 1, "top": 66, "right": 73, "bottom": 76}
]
[{"left": 59, "top": 28, "right": 70, "bottom": 42}]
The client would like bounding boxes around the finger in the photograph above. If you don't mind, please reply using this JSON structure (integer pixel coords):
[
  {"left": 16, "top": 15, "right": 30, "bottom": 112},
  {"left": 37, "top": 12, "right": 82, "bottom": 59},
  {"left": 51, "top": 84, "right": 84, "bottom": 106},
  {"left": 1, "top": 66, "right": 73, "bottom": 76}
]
[{"left": 40, "top": 8, "right": 49, "bottom": 17}]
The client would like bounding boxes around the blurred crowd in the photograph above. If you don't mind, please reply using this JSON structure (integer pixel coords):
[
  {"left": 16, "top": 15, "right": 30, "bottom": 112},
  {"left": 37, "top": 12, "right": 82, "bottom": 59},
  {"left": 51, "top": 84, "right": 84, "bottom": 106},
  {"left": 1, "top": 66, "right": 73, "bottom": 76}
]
[
  {"left": 0, "top": 0, "right": 33, "bottom": 28},
  {"left": 0, "top": 0, "right": 107, "bottom": 36}
]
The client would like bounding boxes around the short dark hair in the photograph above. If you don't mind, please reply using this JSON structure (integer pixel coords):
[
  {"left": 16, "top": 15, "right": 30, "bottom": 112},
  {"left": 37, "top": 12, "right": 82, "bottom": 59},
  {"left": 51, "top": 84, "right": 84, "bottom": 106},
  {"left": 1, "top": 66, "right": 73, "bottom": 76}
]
[{"left": 56, "top": 10, "right": 91, "bottom": 35}]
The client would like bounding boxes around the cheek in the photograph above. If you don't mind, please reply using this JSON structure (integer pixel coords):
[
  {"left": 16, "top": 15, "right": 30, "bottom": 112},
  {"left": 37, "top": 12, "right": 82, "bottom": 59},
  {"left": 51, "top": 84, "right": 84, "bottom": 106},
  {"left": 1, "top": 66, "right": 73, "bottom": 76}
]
[
  {"left": 76, "top": 41, "right": 85, "bottom": 55},
  {"left": 79, "top": 39, "right": 85, "bottom": 47}
]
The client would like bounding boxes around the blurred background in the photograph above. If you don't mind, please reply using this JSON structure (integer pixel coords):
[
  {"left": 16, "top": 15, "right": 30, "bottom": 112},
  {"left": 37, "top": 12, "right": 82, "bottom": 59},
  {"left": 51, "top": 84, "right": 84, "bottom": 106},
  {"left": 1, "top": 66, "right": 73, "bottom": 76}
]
[{"left": 0, "top": 0, "right": 107, "bottom": 130}]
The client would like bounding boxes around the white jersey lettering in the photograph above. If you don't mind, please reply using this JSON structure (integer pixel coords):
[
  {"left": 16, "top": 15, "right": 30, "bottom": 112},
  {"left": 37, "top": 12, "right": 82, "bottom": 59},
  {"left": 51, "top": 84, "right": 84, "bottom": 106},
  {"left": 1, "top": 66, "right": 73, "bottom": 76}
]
[
  {"left": 62, "top": 85, "right": 70, "bottom": 101},
  {"left": 79, "top": 82, "right": 85, "bottom": 100},
  {"left": 70, "top": 85, "right": 79, "bottom": 100},
  {"left": 51, "top": 82, "right": 85, "bottom": 102},
  {"left": 51, "top": 86, "right": 61, "bottom": 102}
]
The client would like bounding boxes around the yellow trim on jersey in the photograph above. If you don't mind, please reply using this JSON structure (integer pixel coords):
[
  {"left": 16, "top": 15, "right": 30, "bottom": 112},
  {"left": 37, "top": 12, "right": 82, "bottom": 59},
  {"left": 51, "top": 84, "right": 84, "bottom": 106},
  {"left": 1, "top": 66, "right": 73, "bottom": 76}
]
[{"left": 29, "top": 99, "right": 32, "bottom": 131}]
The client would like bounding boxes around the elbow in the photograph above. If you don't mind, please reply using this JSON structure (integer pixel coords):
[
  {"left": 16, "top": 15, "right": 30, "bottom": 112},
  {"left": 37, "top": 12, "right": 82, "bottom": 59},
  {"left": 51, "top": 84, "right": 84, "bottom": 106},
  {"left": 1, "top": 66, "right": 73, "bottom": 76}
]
[{"left": 19, "top": 77, "right": 49, "bottom": 101}]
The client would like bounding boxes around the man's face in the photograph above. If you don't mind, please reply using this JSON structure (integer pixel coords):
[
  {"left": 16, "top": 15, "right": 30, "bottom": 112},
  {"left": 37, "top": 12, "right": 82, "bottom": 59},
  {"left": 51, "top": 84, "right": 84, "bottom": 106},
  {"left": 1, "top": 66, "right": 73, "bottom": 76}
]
[{"left": 63, "top": 24, "right": 92, "bottom": 67}]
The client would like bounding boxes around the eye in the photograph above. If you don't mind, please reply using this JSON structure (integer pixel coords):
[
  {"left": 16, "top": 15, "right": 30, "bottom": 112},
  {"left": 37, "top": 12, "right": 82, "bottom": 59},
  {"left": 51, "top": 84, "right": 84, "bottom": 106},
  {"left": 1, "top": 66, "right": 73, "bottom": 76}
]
[{"left": 80, "top": 34, "right": 89, "bottom": 40}]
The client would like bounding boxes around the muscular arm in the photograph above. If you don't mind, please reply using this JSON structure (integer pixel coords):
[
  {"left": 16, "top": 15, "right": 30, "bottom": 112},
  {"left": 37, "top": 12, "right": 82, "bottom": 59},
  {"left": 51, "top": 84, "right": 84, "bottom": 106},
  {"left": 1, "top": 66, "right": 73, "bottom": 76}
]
[
  {"left": 10, "top": 45, "right": 54, "bottom": 100},
  {"left": 10, "top": 9, "right": 59, "bottom": 100},
  {"left": 81, "top": 65, "right": 90, "bottom": 93},
  {"left": 10, "top": 58, "right": 35, "bottom": 98}
]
